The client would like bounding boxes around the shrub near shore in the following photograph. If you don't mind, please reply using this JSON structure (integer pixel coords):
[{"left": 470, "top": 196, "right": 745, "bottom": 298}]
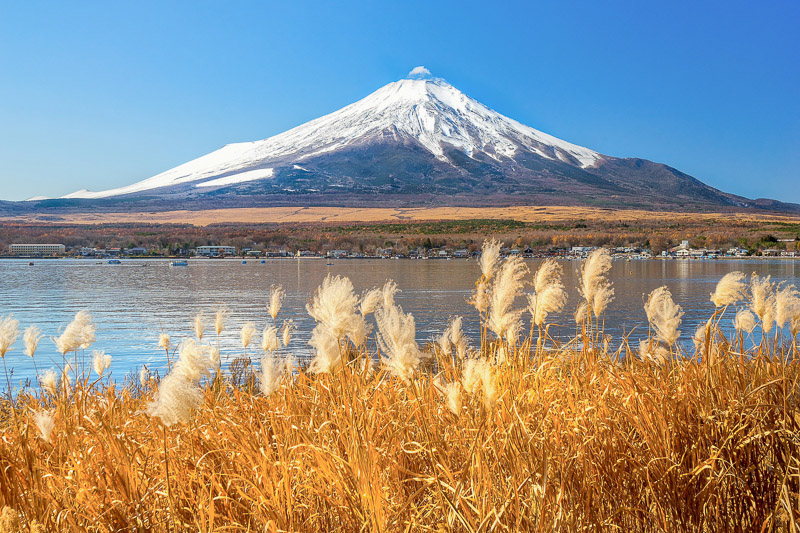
[{"left": 0, "top": 245, "right": 799, "bottom": 531}]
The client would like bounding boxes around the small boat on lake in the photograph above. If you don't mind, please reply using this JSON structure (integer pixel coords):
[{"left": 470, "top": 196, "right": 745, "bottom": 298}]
[
  {"left": 108, "top": 259, "right": 121, "bottom": 265},
  {"left": 169, "top": 260, "right": 188, "bottom": 267}
]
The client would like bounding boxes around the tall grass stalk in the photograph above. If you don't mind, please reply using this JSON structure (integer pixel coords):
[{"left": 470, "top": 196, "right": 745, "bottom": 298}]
[{"left": 0, "top": 265, "right": 798, "bottom": 531}]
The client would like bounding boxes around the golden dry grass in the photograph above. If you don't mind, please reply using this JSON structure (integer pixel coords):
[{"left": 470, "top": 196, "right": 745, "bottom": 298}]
[
  {"left": 4, "top": 205, "right": 800, "bottom": 227},
  {"left": 1, "top": 330, "right": 798, "bottom": 531}
]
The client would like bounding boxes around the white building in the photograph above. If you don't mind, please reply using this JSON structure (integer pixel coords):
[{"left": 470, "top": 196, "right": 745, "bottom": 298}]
[
  {"left": 9, "top": 243, "right": 65, "bottom": 256},
  {"left": 195, "top": 246, "right": 236, "bottom": 257}
]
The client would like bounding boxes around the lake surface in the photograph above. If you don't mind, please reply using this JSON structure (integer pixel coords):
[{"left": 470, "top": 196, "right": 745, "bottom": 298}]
[{"left": 1, "top": 257, "right": 798, "bottom": 388}]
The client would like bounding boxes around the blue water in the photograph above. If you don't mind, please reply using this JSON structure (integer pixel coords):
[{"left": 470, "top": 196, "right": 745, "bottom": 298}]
[{"left": 0, "top": 257, "right": 797, "bottom": 389}]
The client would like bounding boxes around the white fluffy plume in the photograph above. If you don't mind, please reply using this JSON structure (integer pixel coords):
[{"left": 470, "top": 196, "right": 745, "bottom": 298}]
[
  {"left": 0, "top": 315, "right": 20, "bottom": 358},
  {"left": 750, "top": 273, "right": 776, "bottom": 335},
  {"left": 578, "top": 249, "right": 614, "bottom": 318},
  {"left": 147, "top": 339, "right": 217, "bottom": 426},
  {"left": 710, "top": 271, "right": 747, "bottom": 308},
  {"left": 307, "top": 274, "right": 367, "bottom": 346},
  {"left": 644, "top": 286, "right": 684, "bottom": 346},
  {"left": 375, "top": 295, "right": 420, "bottom": 383},
  {"left": 53, "top": 311, "right": 95, "bottom": 355},
  {"left": 268, "top": 285, "right": 285, "bottom": 320},
  {"left": 528, "top": 259, "right": 567, "bottom": 327},
  {"left": 486, "top": 256, "right": 529, "bottom": 341}
]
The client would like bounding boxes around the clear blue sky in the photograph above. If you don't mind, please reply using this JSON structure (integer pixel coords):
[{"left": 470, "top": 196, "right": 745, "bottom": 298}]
[{"left": 0, "top": 0, "right": 797, "bottom": 203}]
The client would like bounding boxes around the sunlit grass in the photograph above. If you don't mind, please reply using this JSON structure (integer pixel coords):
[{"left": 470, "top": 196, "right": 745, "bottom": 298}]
[{"left": 1, "top": 248, "right": 798, "bottom": 531}]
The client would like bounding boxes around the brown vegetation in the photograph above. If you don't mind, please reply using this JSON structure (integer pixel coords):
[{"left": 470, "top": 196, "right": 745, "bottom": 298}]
[
  {"left": 1, "top": 206, "right": 799, "bottom": 255},
  {"left": 0, "top": 256, "right": 798, "bottom": 531}
]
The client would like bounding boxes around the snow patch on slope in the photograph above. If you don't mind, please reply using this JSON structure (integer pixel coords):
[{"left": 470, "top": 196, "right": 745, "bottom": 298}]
[{"left": 195, "top": 168, "right": 273, "bottom": 188}]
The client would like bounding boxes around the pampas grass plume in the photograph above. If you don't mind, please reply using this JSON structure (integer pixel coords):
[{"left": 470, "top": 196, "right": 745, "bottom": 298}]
[
  {"left": 0, "top": 315, "right": 20, "bottom": 358},
  {"left": 269, "top": 285, "right": 285, "bottom": 320},
  {"left": 360, "top": 287, "right": 383, "bottom": 316},
  {"left": 281, "top": 319, "right": 294, "bottom": 347},
  {"left": 775, "top": 282, "right": 799, "bottom": 330},
  {"left": 40, "top": 369, "right": 58, "bottom": 395},
  {"left": 214, "top": 306, "right": 230, "bottom": 336},
  {"left": 193, "top": 311, "right": 206, "bottom": 340},
  {"left": 92, "top": 350, "right": 111, "bottom": 376},
  {"left": 23, "top": 324, "right": 42, "bottom": 358},
  {"left": 308, "top": 326, "right": 341, "bottom": 374},
  {"left": 147, "top": 372, "right": 204, "bottom": 426},
  {"left": 307, "top": 274, "right": 365, "bottom": 344},
  {"left": 470, "top": 278, "right": 491, "bottom": 315},
  {"left": 259, "top": 354, "right": 283, "bottom": 396},
  {"left": 579, "top": 249, "right": 615, "bottom": 318},
  {"left": 375, "top": 301, "right": 420, "bottom": 382},
  {"left": 529, "top": 259, "right": 567, "bottom": 327},
  {"left": 445, "top": 382, "right": 462, "bottom": 416},
  {"left": 158, "top": 333, "right": 171, "bottom": 352},
  {"left": 750, "top": 274, "right": 776, "bottom": 334},
  {"left": 574, "top": 302, "right": 588, "bottom": 324},
  {"left": 487, "top": 256, "right": 528, "bottom": 340},
  {"left": 173, "top": 339, "right": 216, "bottom": 382},
  {"left": 261, "top": 326, "right": 279, "bottom": 353},
  {"left": 639, "top": 339, "right": 669, "bottom": 365},
  {"left": 240, "top": 322, "right": 257, "bottom": 350},
  {"left": 479, "top": 239, "right": 502, "bottom": 280},
  {"left": 0, "top": 506, "right": 21, "bottom": 532},
  {"left": 733, "top": 309, "right": 757, "bottom": 334},
  {"left": 710, "top": 271, "right": 747, "bottom": 307},
  {"left": 33, "top": 410, "right": 55, "bottom": 443},
  {"left": 644, "top": 286, "right": 684, "bottom": 345}
]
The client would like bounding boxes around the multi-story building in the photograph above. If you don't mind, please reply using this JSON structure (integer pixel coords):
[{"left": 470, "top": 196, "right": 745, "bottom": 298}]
[
  {"left": 9, "top": 243, "right": 66, "bottom": 256},
  {"left": 195, "top": 246, "right": 236, "bottom": 257}
]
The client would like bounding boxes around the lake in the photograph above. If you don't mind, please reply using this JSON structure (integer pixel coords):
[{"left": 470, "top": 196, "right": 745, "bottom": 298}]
[{"left": 1, "top": 257, "right": 798, "bottom": 388}]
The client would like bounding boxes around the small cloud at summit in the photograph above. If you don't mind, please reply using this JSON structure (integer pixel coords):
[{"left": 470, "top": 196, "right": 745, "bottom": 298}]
[{"left": 407, "top": 66, "right": 432, "bottom": 79}]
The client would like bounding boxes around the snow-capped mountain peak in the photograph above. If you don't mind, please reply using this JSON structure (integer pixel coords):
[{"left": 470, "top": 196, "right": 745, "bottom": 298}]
[{"left": 61, "top": 75, "right": 602, "bottom": 199}]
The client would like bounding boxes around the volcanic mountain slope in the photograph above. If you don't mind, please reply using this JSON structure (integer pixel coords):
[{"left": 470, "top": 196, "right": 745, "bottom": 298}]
[{"left": 44, "top": 74, "right": 796, "bottom": 212}]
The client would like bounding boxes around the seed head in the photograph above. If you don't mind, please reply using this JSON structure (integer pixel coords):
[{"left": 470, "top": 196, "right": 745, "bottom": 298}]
[
  {"left": 261, "top": 326, "right": 279, "bottom": 353},
  {"left": 40, "top": 369, "right": 58, "bottom": 395},
  {"left": 308, "top": 326, "right": 342, "bottom": 374},
  {"left": 92, "top": 350, "right": 112, "bottom": 376},
  {"left": 158, "top": 333, "right": 171, "bottom": 351},
  {"left": 644, "top": 286, "right": 683, "bottom": 346},
  {"left": 479, "top": 239, "right": 502, "bottom": 280},
  {"left": 240, "top": 322, "right": 257, "bottom": 350},
  {"left": 528, "top": 259, "right": 567, "bottom": 327},
  {"left": 23, "top": 325, "right": 43, "bottom": 358},
  {"left": 193, "top": 311, "right": 206, "bottom": 340},
  {"left": 486, "top": 256, "right": 529, "bottom": 341},
  {"left": 281, "top": 319, "right": 294, "bottom": 347},
  {"left": 710, "top": 271, "right": 747, "bottom": 307},
  {"left": 33, "top": 410, "right": 56, "bottom": 443},
  {"left": 375, "top": 298, "right": 420, "bottom": 383},
  {"left": 733, "top": 309, "right": 757, "bottom": 334},
  {"left": 578, "top": 249, "right": 614, "bottom": 317},
  {"left": 360, "top": 287, "right": 383, "bottom": 316},
  {"left": 268, "top": 285, "right": 285, "bottom": 320},
  {"left": 214, "top": 306, "right": 230, "bottom": 336}
]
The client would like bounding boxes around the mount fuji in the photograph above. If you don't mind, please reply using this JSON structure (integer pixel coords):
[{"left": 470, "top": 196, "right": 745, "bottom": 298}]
[{"left": 47, "top": 70, "right": 794, "bottom": 212}]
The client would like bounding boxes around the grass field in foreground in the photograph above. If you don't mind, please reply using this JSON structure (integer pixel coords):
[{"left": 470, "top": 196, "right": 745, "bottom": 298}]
[{"left": 0, "top": 246, "right": 798, "bottom": 532}]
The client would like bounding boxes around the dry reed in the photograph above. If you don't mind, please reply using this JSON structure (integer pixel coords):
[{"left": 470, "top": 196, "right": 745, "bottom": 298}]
[{"left": 0, "top": 263, "right": 798, "bottom": 532}]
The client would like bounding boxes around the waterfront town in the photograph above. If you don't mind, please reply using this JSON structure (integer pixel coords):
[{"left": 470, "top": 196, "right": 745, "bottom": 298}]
[{"left": 5, "top": 238, "right": 799, "bottom": 260}]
